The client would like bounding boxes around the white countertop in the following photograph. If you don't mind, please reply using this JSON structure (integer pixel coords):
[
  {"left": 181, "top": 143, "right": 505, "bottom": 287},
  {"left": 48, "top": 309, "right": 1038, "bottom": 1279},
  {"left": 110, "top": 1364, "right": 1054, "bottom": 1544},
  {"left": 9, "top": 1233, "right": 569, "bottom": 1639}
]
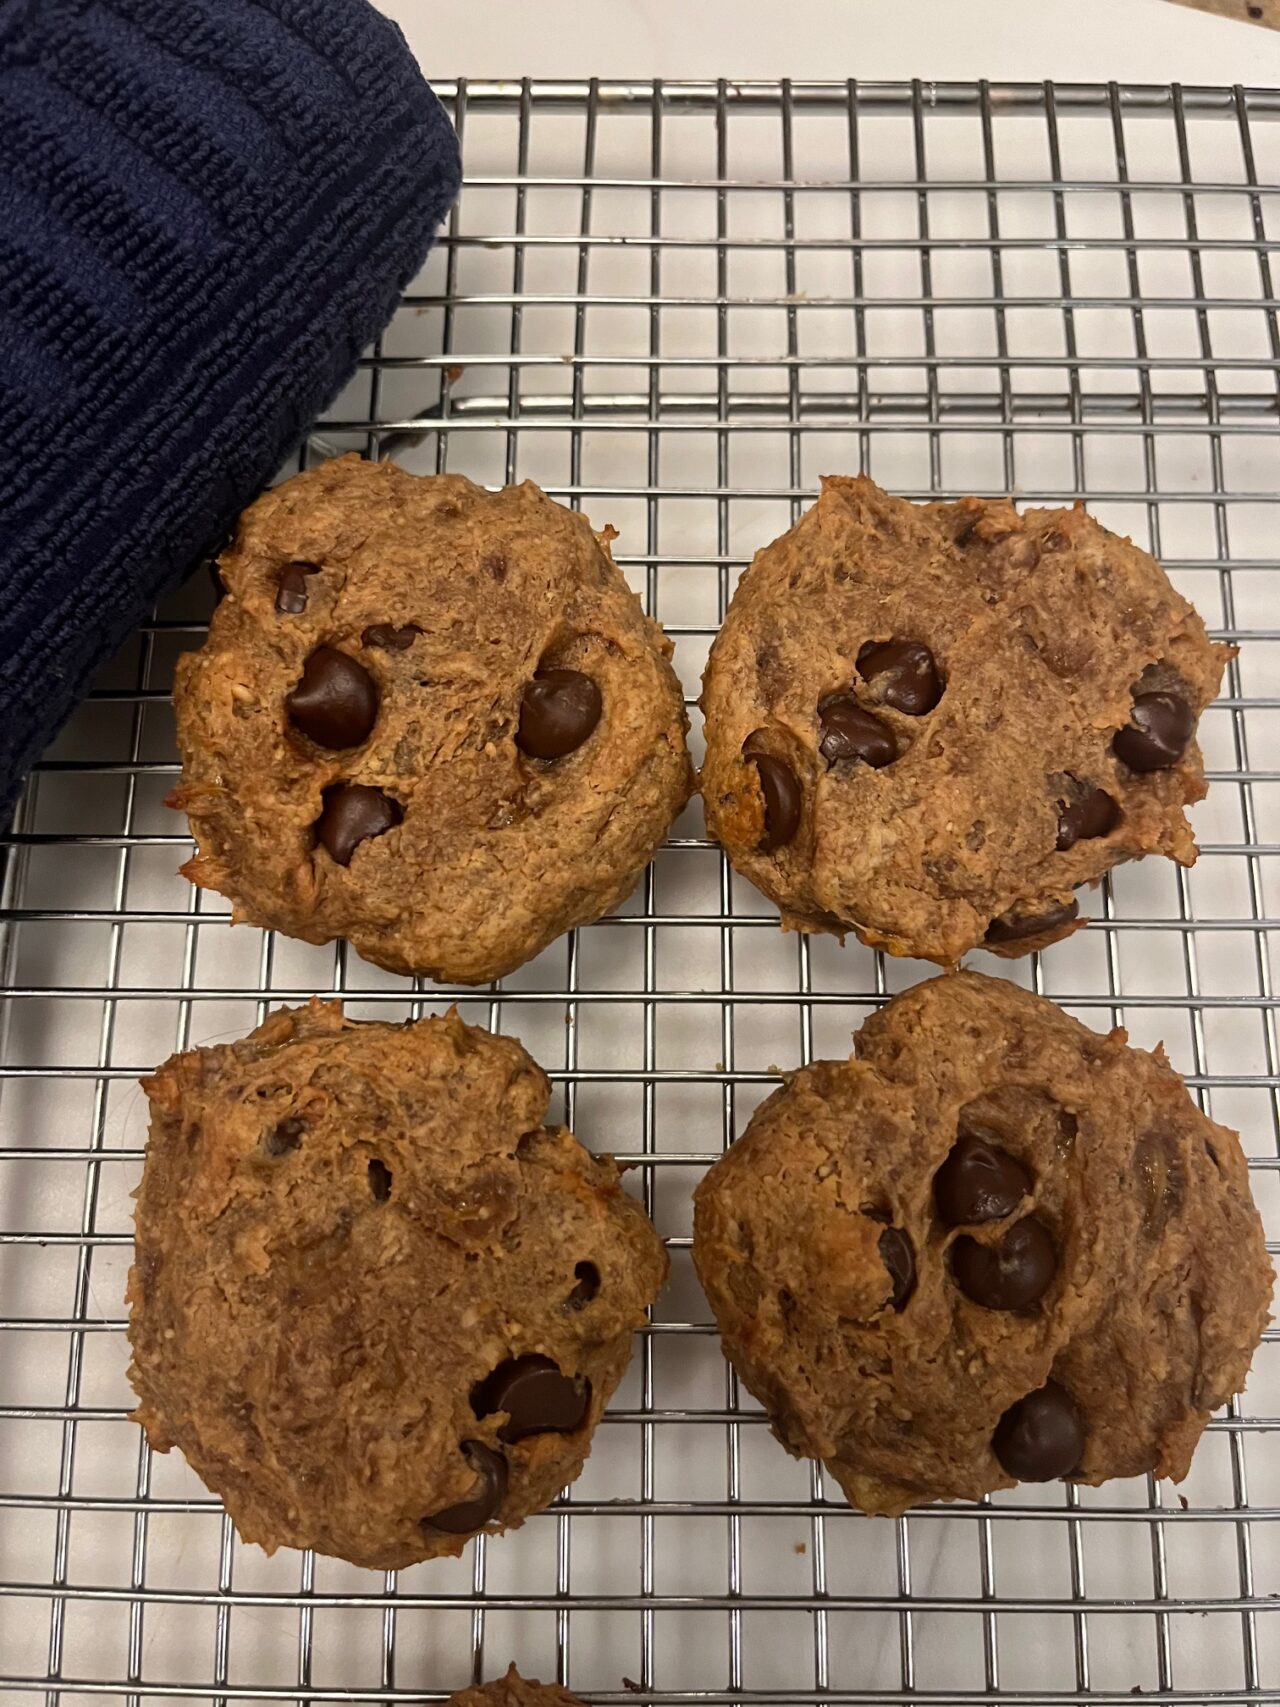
[{"left": 377, "top": 0, "right": 1280, "bottom": 86}]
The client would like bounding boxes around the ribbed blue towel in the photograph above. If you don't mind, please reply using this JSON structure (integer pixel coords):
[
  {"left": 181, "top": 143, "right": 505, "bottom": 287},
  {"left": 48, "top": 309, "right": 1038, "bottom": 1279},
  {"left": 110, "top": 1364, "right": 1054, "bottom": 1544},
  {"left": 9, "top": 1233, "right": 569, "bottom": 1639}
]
[{"left": 0, "top": 0, "right": 461, "bottom": 822}]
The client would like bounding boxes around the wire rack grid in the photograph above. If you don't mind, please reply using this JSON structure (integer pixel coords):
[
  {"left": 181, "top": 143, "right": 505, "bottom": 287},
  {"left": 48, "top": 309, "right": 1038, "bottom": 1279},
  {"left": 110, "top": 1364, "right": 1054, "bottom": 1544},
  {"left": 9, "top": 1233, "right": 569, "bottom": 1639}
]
[{"left": 2, "top": 74, "right": 1280, "bottom": 1707}]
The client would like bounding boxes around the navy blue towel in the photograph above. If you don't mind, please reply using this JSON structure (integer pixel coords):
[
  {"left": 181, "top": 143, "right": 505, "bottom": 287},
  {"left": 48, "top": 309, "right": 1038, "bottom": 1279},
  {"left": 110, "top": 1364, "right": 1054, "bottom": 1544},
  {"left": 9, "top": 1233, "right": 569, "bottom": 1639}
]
[{"left": 0, "top": 0, "right": 461, "bottom": 822}]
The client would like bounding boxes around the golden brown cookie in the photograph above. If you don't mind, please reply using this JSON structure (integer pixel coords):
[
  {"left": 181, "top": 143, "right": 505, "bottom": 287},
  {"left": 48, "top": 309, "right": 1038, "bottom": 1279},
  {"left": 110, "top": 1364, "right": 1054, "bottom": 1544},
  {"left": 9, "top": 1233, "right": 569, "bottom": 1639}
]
[
  {"left": 447, "top": 1668, "right": 589, "bottom": 1707},
  {"left": 700, "top": 476, "right": 1230, "bottom": 965},
  {"left": 693, "top": 972, "right": 1272, "bottom": 1514},
  {"left": 127, "top": 1002, "right": 667, "bottom": 1568},
  {"left": 171, "top": 455, "right": 691, "bottom": 984}
]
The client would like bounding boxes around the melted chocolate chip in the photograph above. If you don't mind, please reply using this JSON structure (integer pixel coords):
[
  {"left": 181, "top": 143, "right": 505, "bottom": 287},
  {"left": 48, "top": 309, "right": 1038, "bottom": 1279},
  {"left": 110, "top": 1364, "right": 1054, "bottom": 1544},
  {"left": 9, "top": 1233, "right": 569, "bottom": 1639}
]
[
  {"left": 566, "top": 1260, "right": 601, "bottom": 1311},
  {"left": 516, "top": 669, "right": 602, "bottom": 760},
  {"left": 934, "top": 1135, "right": 1032, "bottom": 1227},
  {"left": 992, "top": 1380, "right": 1084, "bottom": 1481},
  {"left": 878, "top": 1227, "right": 916, "bottom": 1310},
  {"left": 817, "top": 695, "right": 896, "bottom": 768},
  {"left": 951, "top": 1216, "right": 1057, "bottom": 1310},
  {"left": 263, "top": 1117, "right": 304, "bottom": 1157},
  {"left": 1056, "top": 788, "right": 1120, "bottom": 851},
  {"left": 857, "top": 640, "right": 943, "bottom": 716},
  {"left": 368, "top": 1158, "right": 392, "bottom": 1201},
  {"left": 286, "top": 646, "right": 379, "bottom": 748},
  {"left": 984, "top": 898, "right": 1079, "bottom": 945},
  {"left": 276, "top": 561, "right": 321, "bottom": 615},
  {"left": 753, "top": 753, "right": 802, "bottom": 852},
  {"left": 471, "top": 1354, "right": 591, "bottom": 1443},
  {"left": 362, "top": 622, "right": 421, "bottom": 651},
  {"left": 1113, "top": 692, "right": 1195, "bottom": 774},
  {"left": 422, "top": 1441, "right": 508, "bottom": 1534},
  {"left": 315, "top": 783, "right": 402, "bottom": 866}
]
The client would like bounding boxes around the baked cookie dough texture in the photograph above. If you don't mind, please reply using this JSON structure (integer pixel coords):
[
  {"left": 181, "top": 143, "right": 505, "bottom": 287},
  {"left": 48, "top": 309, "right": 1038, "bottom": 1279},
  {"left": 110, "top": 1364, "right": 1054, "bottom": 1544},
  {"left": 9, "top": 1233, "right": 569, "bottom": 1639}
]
[
  {"left": 693, "top": 972, "right": 1272, "bottom": 1514},
  {"left": 127, "top": 1002, "right": 667, "bottom": 1568},
  {"left": 700, "top": 475, "right": 1230, "bottom": 964},
  {"left": 171, "top": 456, "right": 691, "bottom": 985},
  {"left": 447, "top": 1669, "right": 589, "bottom": 1707}
]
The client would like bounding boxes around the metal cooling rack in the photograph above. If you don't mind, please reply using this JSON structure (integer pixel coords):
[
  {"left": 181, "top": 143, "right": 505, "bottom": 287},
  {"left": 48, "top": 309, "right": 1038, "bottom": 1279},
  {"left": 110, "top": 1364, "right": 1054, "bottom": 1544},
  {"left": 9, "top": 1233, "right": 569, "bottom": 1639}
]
[{"left": 2, "top": 76, "right": 1280, "bottom": 1707}]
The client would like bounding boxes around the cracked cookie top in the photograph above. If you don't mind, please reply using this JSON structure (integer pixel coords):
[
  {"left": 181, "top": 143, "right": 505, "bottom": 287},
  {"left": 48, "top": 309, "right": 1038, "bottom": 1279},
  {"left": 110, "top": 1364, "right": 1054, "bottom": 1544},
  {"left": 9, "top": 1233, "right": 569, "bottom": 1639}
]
[
  {"left": 693, "top": 972, "right": 1271, "bottom": 1513},
  {"left": 128, "top": 1002, "right": 667, "bottom": 1568},
  {"left": 700, "top": 475, "right": 1230, "bottom": 964},
  {"left": 171, "top": 456, "right": 691, "bottom": 984}
]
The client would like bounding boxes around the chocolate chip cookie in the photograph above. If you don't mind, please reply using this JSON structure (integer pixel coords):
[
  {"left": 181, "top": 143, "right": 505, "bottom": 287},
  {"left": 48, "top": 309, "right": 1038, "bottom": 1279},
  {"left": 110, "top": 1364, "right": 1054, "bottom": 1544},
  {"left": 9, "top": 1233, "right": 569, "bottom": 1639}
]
[
  {"left": 447, "top": 1669, "right": 588, "bottom": 1707},
  {"left": 127, "top": 1001, "right": 667, "bottom": 1568},
  {"left": 693, "top": 972, "right": 1272, "bottom": 1514},
  {"left": 700, "top": 476, "right": 1231, "bottom": 964},
  {"left": 170, "top": 455, "right": 691, "bottom": 984}
]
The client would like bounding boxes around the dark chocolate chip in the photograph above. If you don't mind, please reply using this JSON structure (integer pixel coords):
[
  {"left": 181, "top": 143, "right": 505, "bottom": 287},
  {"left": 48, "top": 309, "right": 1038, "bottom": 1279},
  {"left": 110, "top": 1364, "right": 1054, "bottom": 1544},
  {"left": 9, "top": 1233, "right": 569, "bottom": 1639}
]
[
  {"left": 286, "top": 646, "right": 379, "bottom": 748},
  {"left": 264, "top": 1117, "right": 304, "bottom": 1157},
  {"left": 422, "top": 1441, "right": 508, "bottom": 1534},
  {"left": 857, "top": 640, "right": 943, "bottom": 716},
  {"left": 878, "top": 1227, "right": 916, "bottom": 1310},
  {"left": 817, "top": 695, "right": 896, "bottom": 769},
  {"left": 984, "top": 898, "right": 1079, "bottom": 945},
  {"left": 1056, "top": 788, "right": 1120, "bottom": 852},
  {"left": 362, "top": 622, "right": 421, "bottom": 651},
  {"left": 516, "top": 669, "right": 602, "bottom": 760},
  {"left": 951, "top": 1215, "right": 1057, "bottom": 1311},
  {"left": 276, "top": 561, "right": 321, "bottom": 615},
  {"left": 368, "top": 1158, "right": 392, "bottom": 1201},
  {"left": 992, "top": 1380, "right": 1084, "bottom": 1482},
  {"left": 1113, "top": 692, "right": 1195, "bottom": 774},
  {"left": 934, "top": 1135, "right": 1032, "bottom": 1227},
  {"left": 566, "top": 1260, "right": 601, "bottom": 1311},
  {"left": 315, "top": 783, "right": 402, "bottom": 867},
  {"left": 753, "top": 752, "right": 802, "bottom": 852},
  {"left": 471, "top": 1354, "right": 591, "bottom": 1443}
]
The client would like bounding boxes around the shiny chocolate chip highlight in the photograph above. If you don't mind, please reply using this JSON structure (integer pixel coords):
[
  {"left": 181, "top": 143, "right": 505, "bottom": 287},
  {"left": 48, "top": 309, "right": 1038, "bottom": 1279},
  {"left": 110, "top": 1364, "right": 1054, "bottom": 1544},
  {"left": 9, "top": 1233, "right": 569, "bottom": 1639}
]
[
  {"left": 857, "top": 639, "right": 943, "bottom": 715},
  {"left": 817, "top": 694, "right": 896, "bottom": 768},
  {"left": 984, "top": 898, "right": 1079, "bottom": 946},
  {"left": 934, "top": 1135, "right": 1031, "bottom": 1227},
  {"left": 1056, "top": 788, "right": 1120, "bottom": 852},
  {"left": 752, "top": 753, "right": 801, "bottom": 852},
  {"left": 1113, "top": 691, "right": 1195, "bottom": 774},
  {"left": 315, "top": 783, "right": 402, "bottom": 867},
  {"left": 951, "top": 1216, "right": 1057, "bottom": 1311},
  {"left": 286, "top": 646, "right": 379, "bottom": 749},
  {"left": 275, "top": 561, "right": 321, "bottom": 615},
  {"left": 516, "top": 669, "right": 602, "bottom": 761},
  {"left": 422, "top": 1441, "right": 508, "bottom": 1534},
  {"left": 993, "top": 1380, "right": 1084, "bottom": 1482},
  {"left": 470, "top": 1354, "right": 591, "bottom": 1443}
]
